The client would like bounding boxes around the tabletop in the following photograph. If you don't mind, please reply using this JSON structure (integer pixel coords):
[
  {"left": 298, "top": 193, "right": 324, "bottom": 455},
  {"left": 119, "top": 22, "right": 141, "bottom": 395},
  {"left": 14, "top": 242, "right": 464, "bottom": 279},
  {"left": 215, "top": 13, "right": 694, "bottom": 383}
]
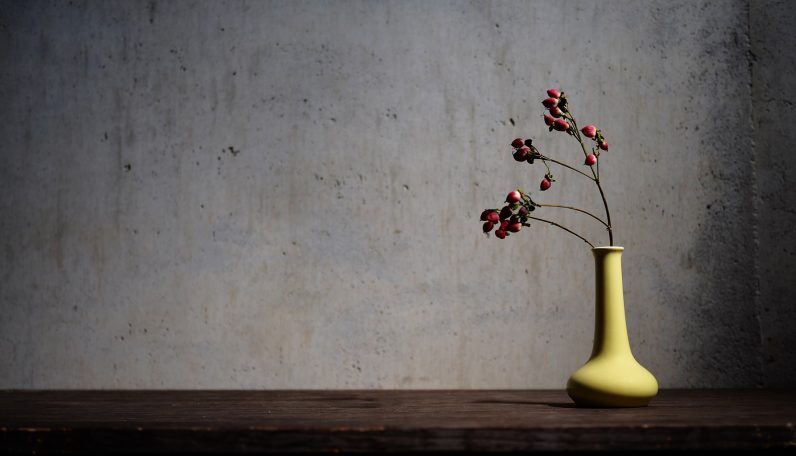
[{"left": 1, "top": 389, "right": 794, "bottom": 452}]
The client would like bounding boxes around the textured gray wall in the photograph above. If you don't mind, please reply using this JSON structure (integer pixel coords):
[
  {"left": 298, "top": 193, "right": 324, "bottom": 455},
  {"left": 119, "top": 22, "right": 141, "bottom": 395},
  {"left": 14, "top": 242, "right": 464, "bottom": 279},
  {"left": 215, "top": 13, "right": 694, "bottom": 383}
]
[{"left": 0, "top": 0, "right": 793, "bottom": 388}]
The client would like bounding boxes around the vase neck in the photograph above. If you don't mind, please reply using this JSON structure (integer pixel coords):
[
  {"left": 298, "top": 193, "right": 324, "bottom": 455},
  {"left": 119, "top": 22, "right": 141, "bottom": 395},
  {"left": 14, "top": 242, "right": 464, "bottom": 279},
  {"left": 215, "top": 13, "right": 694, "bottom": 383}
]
[{"left": 590, "top": 248, "right": 632, "bottom": 357}]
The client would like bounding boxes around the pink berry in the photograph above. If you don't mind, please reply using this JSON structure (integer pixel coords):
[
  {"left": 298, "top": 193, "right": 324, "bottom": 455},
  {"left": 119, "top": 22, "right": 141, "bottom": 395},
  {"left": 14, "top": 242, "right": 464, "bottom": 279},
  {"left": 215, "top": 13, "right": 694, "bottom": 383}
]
[
  {"left": 506, "top": 190, "right": 521, "bottom": 204},
  {"left": 511, "top": 138, "right": 524, "bottom": 148},
  {"left": 547, "top": 88, "right": 561, "bottom": 98},
  {"left": 513, "top": 146, "right": 530, "bottom": 161},
  {"left": 599, "top": 140, "right": 609, "bottom": 151},
  {"left": 581, "top": 125, "right": 597, "bottom": 139},
  {"left": 540, "top": 178, "right": 552, "bottom": 191},
  {"left": 486, "top": 211, "right": 500, "bottom": 223},
  {"left": 483, "top": 221, "right": 494, "bottom": 233},
  {"left": 584, "top": 154, "right": 597, "bottom": 166},
  {"left": 508, "top": 222, "right": 522, "bottom": 233},
  {"left": 544, "top": 114, "right": 554, "bottom": 126},
  {"left": 495, "top": 230, "right": 507, "bottom": 239},
  {"left": 542, "top": 97, "right": 558, "bottom": 109},
  {"left": 553, "top": 118, "right": 570, "bottom": 131},
  {"left": 549, "top": 106, "right": 562, "bottom": 118}
]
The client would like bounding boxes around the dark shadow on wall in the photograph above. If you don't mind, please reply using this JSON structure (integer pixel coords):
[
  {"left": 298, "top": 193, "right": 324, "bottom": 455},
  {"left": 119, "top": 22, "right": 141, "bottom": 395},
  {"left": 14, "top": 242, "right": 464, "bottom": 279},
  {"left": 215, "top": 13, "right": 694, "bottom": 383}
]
[
  {"left": 750, "top": 0, "right": 796, "bottom": 387},
  {"left": 684, "top": 0, "right": 796, "bottom": 388}
]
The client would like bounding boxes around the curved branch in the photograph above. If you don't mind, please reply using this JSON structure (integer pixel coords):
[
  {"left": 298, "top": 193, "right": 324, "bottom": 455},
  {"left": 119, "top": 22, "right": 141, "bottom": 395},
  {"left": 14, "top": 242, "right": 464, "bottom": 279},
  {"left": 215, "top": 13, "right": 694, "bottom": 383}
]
[
  {"left": 527, "top": 216, "right": 595, "bottom": 248},
  {"left": 537, "top": 203, "right": 610, "bottom": 229},
  {"left": 538, "top": 155, "right": 594, "bottom": 181},
  {"left": 564, "top": 113, "right": 614, "bottom": 246}
]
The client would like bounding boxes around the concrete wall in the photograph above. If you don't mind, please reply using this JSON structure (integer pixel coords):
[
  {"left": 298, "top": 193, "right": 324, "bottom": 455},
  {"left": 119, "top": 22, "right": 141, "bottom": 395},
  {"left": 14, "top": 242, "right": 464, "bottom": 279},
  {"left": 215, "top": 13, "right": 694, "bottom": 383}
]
[{"left": 0, "top": 0, "right": 793, "bottom": 388}]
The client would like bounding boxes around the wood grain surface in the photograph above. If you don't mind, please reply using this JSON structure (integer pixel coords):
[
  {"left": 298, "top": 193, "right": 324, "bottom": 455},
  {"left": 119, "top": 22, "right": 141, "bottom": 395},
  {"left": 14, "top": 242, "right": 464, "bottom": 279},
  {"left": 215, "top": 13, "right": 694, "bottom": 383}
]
[{"left": 1, "top": 390, "right": 794, "bottom": 452}]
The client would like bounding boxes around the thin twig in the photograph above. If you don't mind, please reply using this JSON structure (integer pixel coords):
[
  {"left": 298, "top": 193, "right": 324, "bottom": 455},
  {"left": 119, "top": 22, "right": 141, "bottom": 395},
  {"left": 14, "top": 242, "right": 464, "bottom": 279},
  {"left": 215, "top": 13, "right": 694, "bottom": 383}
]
[
  {"left": 537, "top": 203, "right": 609, "bottom": 229},
  {"left": 527, "top": 216, "right": 595, "bottom": 248},
  {"left": 538, "top": 155, "right": 595, "bottom": 180},
  {"left": 566, "top": 113, "right": 614, "bottom": 246}
]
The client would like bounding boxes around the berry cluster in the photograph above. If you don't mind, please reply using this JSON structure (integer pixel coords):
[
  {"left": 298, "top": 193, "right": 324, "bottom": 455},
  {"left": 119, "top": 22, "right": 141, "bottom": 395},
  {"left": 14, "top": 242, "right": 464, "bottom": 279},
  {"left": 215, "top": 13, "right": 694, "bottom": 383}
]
[
  {"left": 480, "top": 190, "right": 537, "bottom": 239},
  {"left": 579, "top": 124, "right": 608, "bottom": 165},
  {"left": 480, "top": 88, "right": 615, "bottom": 246},
  {"left": 510, "top": 137, "right": 556, "bottom": 191},
  {"left": 542, "top": 89, "right": 571, "bottom": 133}
]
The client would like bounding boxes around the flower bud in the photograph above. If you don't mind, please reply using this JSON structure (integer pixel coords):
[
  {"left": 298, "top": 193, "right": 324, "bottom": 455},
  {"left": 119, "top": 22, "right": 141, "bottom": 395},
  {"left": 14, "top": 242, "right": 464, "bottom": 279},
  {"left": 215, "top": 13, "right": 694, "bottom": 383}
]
[
  {"left": 513, "top": 145, "right": 530, "bottom": 161},
  {"left": 542, "top": 97, "right": 558, "bottom": 109},
  {"left": 581, "top": 125, "right": 597, "bottom": 139},
  {"left": 511, "top": 138, "right": 524, "bottom": 149},
  {"left": 547, "top": 88, "right": 561, "bottom": 98},
  {"left": 544, "top": 114, "right": 555, "bottom": 126},
  {"left": 540, "top": 177, "right": 552, "bottom": 191},
  {"left": 599, "top": 140, "right": 609, "bottom": 151},
  {"left": 483, "top": 221, "right": 494, "bottom": 233},
  {"left": 549, "top": 106, "right": 562, "bottom": 118},
  {"left": 553, "top": 118, "right": 570, "bottom": 131},
  {"left": 505, "top": 190, "right": 522, "bottom": 204},
  {"left": 584, "top": 154, "right": 597, "bottom": 166},
  {"left": 486, "top": 211, "right": 500, "bottom": 223},
  {"left": 495, "top": 230, "right": 507, "bottom": 239}
]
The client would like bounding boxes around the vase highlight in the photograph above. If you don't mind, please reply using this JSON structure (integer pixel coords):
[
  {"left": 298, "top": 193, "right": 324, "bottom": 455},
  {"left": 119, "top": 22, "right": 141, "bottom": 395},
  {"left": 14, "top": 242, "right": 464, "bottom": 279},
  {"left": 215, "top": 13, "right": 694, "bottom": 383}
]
[{"left": 566, "top": 247, "right": 658, "bottom": 407}]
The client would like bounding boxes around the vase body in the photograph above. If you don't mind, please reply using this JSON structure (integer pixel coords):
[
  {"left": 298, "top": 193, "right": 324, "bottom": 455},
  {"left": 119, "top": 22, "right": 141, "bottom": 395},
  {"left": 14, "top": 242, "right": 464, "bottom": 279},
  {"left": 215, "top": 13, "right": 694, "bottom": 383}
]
[{"left": 566, "top": 247, "right": 658, "bottom": 407}]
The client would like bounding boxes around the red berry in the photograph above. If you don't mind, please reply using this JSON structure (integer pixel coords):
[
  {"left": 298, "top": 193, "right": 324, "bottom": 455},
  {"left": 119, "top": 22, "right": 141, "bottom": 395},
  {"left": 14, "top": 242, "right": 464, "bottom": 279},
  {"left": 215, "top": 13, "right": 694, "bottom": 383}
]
[
  {"left": 506, "top": 190, "right": 521, "bottom": 203},
  {"left": 513, "top": 146, "right": 530, "bottom": 161},
  {"left": 499, "top": 220, "right": 509, "bottom": 231},
  {"left": 483, "top": 221, "right": 494, "bottom": 233},
  {"left": 542, "top": 97, "right": 558, "bottom": 109},
  {"left": 511, "top": 138, "right": 524, "bottom": 148},
  {"left": 581, "top": 124, "right": 597, "bottom": 139},
  {"left": 553, "top": 118, "right": 570, "bottom": 131},
  {"left": 549, "top": 106, "right": 562, "bottom": 118},
  {"left": 547, "top": 88, "right": 561, "bottom": 98},
  {"left": 544, "top": 114, "right": 554, "bottom": 126},
  {"left": 499, "top": 206, "right": 512, "bottom": 220},
  {"left": 599, "top": 140, "right": 609, "bottom": 151},
  {"left": 518, "top": 206, "right": 529, "bottom": 217},
  {"left": 495, "top": 230, "right": 507, "bottom": 239},
  {"left": 486, "top": 211, "right": 500, "bottom": 223},
  {"left": 584, "top": 154, "right": 597, "bottom": 166},
  {"left": 540, "top": 178, "right": 552, "bottom": 191},
  {"left": 480, "top": 209, "right": 490, "bottom": 221},
  {"left": 524, "top": 139, "right": 533, "bottom": 147},
  {"left": 508, "top": 222, "right": 522, "bottom": 233}
]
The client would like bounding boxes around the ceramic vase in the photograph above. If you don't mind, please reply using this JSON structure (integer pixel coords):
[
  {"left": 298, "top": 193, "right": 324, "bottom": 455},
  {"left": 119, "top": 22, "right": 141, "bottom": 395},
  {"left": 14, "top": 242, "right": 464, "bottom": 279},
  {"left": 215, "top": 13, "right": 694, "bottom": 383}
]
[{"left": 566, "top": 246, "right": 658, "bottom": 407}]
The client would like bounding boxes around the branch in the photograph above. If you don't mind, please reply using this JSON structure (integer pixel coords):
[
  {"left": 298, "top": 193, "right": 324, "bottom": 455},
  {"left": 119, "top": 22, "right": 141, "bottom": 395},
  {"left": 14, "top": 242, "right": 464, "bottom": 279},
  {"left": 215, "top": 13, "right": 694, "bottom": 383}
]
[
  {"left": 526, "top": 216, "right": 595, "bottom": 248},
  {"left": 537, "top": 203, "right": 610, "bottom": 229}
]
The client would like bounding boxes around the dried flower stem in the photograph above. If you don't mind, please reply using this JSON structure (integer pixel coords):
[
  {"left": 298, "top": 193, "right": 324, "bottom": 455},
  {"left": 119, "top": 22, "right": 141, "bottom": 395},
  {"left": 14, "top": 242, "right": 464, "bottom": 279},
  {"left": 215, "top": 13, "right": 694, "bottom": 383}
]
[
  {"left": 527, "top": 216, "right": 595, "bottom": 248},
  {"left": 538, "top": 154, "right": 595, "bottom": 181},
  {"left": 565, "top": 113, "right": 614, "bottom": 246},
  {"left": 536, "top": 203, "right": 609, "bottom": 229}
]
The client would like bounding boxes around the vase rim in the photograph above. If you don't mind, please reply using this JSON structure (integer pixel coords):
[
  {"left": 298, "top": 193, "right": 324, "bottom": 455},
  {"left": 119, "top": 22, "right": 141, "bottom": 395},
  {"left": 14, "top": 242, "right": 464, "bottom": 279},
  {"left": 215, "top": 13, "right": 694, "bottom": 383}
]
[{"left": 592, "top": 246, "right": 624, "bottom": 251}]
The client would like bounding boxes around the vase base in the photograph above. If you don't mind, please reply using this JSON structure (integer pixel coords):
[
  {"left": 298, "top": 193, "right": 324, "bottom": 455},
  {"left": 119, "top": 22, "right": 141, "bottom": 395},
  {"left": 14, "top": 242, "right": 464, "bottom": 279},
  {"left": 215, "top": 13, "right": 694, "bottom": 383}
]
[{"left": 566, "top": 376, "right": 657, "bottom": 408}]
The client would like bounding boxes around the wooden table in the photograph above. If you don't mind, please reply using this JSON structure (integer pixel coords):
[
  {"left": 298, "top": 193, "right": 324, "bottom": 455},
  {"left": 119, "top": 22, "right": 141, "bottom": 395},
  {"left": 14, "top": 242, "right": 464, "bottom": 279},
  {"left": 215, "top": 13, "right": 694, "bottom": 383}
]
[{"left": 1, "top": 390, "right": 794, "bottom": 453}]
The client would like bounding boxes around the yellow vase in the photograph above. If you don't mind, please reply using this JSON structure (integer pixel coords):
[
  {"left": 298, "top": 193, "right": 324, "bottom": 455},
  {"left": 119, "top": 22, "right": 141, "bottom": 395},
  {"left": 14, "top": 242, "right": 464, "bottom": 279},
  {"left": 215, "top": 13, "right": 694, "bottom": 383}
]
[{"left": 566, "top": 246, "right": 658, "bottom": 407}]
